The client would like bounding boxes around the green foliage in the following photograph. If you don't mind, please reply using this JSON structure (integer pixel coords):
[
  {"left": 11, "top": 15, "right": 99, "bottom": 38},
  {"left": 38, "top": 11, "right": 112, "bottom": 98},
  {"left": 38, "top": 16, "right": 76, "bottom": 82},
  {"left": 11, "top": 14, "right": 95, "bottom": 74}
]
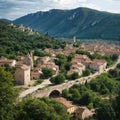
[
  {"left": 83, "top": 69, "right": 91, "bottom": 76},
  {"left": 33, "top": 79, "right": 43, "bottom": 86},
  {"left": 31, "top": 66, "right": 120, "bottom": 120},
  {"left": 62, "top": 83, "right": 102, "bottom": 109},
  {"left": 96, "top": 102, "right": 116, "bottom": 120},
  {"left": 4, "top": 63, "right": 16, "bottom": 74},
  {"left": 41, "top": 67, "right": 54, "bottom": 79},
  {"left": 33, "top": 49, "right": 51, "bottom": 57},
  {"left": 90, "top": 92, "right": 120, "bottom": 120},
  {"left": 65, "top": 62, "right": 71, "bottom": 71},
  {"left": 67, "top": 53, "right": 74, "bottom": 61},
  {"left": 62, "top": 89, "right": 70, "bottom": 99},
  {"left": 109, "top": 69, "right": 119, "bottom": 78},
  {"left": 114, "top": 92, "right": 120, "bottom": 120},
  {"left": 0, "top": 67, "right": 17, "bottom": 120},
  {"left": 55, "top": 54, "right": 67, "bottom": 68},
  {"left": 50, "top": 74, "right": 65, "bottom": 84},
  {"left": 69, "top": 72, "right": 79, "bottom": 80},
  {"left": 90, "top": 73, "right": 118, "bottom": 95},
  {"left": 55, "top": 54, "right": 73, "bottom": 74},
  {"left": 14, "top": 97, "right": 70, "bottom": 120},
  {"left": 117, "top": 63, "right": 120, "bottom": 69},
  {"left": 108, "top": 68, "right": 120, "bottom": 81},
  {"left": 76, "top": 49, "right": 90, "bottom": 56},
  {"left": 0, "top": 20, "right": 65, "bottom": 58},
  {"left": 110, "top": 54, "right": 118, "bottom": 61},
  {"left": 62, "top": 71, "right": 120, "bottom": 110}
]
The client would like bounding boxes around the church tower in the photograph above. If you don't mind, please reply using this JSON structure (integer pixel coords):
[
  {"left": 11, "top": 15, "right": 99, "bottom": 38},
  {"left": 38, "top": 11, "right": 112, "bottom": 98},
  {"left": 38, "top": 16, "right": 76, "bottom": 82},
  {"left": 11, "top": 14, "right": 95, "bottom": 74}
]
[
  {"left": 24, "top": 52, "right": 33, "bottom": 69},
  {"left": 73, "top": 36, "right": 76, "bottom": 43}
]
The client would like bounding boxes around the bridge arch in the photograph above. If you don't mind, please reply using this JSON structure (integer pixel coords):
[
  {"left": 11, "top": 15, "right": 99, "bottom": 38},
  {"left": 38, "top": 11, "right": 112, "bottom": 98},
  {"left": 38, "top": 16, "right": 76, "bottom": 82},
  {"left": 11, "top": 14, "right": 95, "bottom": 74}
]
[{"left": 49, "top": 90, "right": 61, "bottom": 98}]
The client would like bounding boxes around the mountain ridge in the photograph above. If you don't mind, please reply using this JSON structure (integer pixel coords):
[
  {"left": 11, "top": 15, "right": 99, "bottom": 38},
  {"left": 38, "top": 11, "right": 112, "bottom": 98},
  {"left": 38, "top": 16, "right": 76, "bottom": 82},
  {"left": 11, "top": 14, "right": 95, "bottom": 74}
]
[{"left": 13, "top": 7, "right": 120, "bottom": 40}]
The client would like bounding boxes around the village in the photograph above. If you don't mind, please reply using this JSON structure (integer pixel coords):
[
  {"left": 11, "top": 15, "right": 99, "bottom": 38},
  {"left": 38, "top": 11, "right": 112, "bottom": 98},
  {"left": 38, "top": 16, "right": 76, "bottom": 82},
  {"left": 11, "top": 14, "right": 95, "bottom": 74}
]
[
  {"left": 0, "top": 34, "right": 120, "bottom": 119},
  {"left": 0, "top": 37, "right": 120, "bottom": 86},
  {"left": 1, "top": 1, "right": 120, "bottom": 119}
]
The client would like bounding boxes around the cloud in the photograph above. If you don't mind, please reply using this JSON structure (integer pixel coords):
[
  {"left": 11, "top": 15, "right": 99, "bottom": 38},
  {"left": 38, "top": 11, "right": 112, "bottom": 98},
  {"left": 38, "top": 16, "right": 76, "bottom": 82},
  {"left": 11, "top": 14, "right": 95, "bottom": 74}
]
[{"left": 0, "top": 0, "right": 120, "bottom": 20}]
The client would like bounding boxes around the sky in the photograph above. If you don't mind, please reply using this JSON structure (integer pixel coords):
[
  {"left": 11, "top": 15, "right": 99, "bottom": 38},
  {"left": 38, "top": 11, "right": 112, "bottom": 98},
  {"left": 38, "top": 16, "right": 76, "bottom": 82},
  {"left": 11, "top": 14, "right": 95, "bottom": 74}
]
[{"left": 0, "top": 0, "right": 120, "bottom": 20}]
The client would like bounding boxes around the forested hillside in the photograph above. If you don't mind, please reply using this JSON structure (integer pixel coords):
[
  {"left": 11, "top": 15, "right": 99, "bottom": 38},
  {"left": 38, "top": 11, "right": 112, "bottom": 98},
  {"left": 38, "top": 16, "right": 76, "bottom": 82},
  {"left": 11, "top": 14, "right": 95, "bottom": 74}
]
[{"left": 0, "top": 20, "right": 66, "bottom": 59}]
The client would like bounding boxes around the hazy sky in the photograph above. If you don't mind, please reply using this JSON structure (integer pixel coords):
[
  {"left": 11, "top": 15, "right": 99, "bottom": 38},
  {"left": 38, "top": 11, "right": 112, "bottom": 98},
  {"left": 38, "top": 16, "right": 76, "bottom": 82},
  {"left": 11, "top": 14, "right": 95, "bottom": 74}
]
[{"left": 0, "top": 0, "right": 120, "bottom": 20}]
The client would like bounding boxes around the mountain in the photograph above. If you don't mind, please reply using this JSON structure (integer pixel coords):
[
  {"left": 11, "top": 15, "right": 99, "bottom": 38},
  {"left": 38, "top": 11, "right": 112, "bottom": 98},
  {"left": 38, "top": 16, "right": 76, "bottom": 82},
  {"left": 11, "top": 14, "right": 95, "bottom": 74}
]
[
  {"left": 13, "top": 7, "right": 120, "bottom": 40},
  {"left": 0, "top": 20, "right": 65, "bottom": 59},
  {"left": 0, "top": 18, "right": 11, "bottom": 23}
]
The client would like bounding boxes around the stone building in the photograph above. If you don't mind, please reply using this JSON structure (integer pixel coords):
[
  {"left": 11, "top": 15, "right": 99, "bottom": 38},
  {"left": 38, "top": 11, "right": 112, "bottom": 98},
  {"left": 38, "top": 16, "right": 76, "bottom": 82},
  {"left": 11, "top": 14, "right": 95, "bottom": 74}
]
[
  {"left": 31, "top": 68, "right": 42, "bottom": 80},
  {"left": 18, "top": 24, "right": 25, "bottom": 31},
  {"left": 54, "top": 97, "right": 77, "bottom": 114},
  {"left": 17, "top": 52, "right": 33, "bottom": 69},
  {"left": 75, "top": 107, "right": 94, "bottom": 120},
  {"left": 89, "top": 59, "right": 107, "bottom": 72},
  {"left": 68, "top": 62, "right": 85, "bottom": 75},
  {"left": 0, "top": 60, "right": 16, "bottom": 67},
  {"left": 15, "top": 64, "right": 30, "bottom": 85}
]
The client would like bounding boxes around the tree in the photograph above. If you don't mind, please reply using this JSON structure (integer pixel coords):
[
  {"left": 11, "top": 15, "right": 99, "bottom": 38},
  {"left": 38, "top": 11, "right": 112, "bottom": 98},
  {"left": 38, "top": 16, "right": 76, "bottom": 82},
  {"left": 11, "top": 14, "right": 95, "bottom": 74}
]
[
  {"left": 42, "top": 67, "right": 54, "bottom": 79},
  {"left": 96, "top": 102, "right": 116, "bottom": 120},
  {"left": 114, "top": 92, "right": 120, "bottom": 120},
  {"left": 79, "top": 92, "right": 94, "bottom": 106},
  {"left": 34, "top": 49, "right": 51, "bottom": 57},
  {"left": 67, "top": 53, "right": 74, "bottom": 61},
  {"left": 83, "top": 69, "right": 91, "bottom": 76},
  {"left": 55, "top": 54, "right": 67, "bottom": 68},
  {"left": 70, "top": 72, "right": 79, "bottom": 80},
  {"left": 4, "top": 63, "right": 16, "bottom": 74},
  {"left": 71, "top": 88, "right": 81, "bottom": 103},
  {"left": 110, "top": 54, "right": 118, "bottom": 61},
  {"left": 15, "top": 97, "right": 70, "bottom": 120},
  {"left": 65, "top": 62, "right": 71, "bottom": 71},
  {"left": 116, "top": 63, "right": 120, "bottom": 69},
  {"left": 50, "top": 74, "right": 65, "bottom": 84},
  {"left": 0, "top": 67, "right": 17, "bottom": 120},
  {"left": 62, "top": 89, "right": 69, "bottom": 98},
  {"left": 108, "top": 69, "right": 119, "bottom": 78}
]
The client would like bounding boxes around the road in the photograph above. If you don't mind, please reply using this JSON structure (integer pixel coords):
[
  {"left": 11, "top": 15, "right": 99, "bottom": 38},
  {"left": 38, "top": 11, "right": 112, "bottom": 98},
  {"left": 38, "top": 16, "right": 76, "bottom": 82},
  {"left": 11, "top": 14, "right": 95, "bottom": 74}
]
[
  {"left": 19, "top": 79, "right": 51, "bottom": 98},
  {"left": 19, "top": 55, "right": 120, "bottom": 98},
  {"left": 106, "top": 55, "right": 120, "bottom": 71}
]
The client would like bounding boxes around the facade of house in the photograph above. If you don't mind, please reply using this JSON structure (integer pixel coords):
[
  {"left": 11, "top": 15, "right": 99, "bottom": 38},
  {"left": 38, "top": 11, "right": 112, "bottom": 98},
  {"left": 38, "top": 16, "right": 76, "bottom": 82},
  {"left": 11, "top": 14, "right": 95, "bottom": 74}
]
[
  {"left": 75, "top": 107, "right": 94, "bottom": 120},
  {"left": 15, "top": 64, "right": 30, "bottom": 85},
  {"left": 72, "top": 54, "right": 91, "bottom": 68},
  {"left": 89, "top": 59, "right": 107, "bottom": 72},
  {"left": 68, "top": 62, "right": 85, "bottom": 75},
  {"left": 31, "top": 72, "right": 41, "bottom": 80},
  {"left": 31, "top": 68, "right": 42, "bottom": 80}
]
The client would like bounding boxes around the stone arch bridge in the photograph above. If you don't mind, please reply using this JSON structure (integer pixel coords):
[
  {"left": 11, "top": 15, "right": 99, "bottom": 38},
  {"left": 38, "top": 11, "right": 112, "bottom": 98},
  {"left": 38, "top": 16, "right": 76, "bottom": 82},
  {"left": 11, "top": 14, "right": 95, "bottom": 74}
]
[
  {"left": 33, "top": 73, "right": 97, "bottom": 98},
  {"left": 34, "top": 82, "right": 72, "bottom": 98}
]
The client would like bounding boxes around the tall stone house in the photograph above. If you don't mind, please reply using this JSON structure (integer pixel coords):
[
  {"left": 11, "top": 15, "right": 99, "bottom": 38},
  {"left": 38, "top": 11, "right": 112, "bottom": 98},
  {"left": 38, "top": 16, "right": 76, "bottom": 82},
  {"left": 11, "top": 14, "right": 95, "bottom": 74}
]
[
  {"left": 75, "top": 107, "right": 94, "bottom": 120},
  {"left": 15, "top": 64, "right": 30, "bottom": 85}
]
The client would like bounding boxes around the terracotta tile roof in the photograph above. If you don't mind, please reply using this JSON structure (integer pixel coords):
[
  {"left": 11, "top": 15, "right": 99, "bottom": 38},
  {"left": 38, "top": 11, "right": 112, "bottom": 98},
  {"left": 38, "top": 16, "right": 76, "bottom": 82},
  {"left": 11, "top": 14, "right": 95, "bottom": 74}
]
[
  {"left": 0, "top": 60, "right": 15, "bottom": 63},
  {"left": 54, "top": 97, "right": 74, "bottom": 109},
  {"left": 91, "top": 59, "right": 106, "bottom": 66},
  {"left": 16, "top": 64, "right": 30, "bottom": 70}
]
